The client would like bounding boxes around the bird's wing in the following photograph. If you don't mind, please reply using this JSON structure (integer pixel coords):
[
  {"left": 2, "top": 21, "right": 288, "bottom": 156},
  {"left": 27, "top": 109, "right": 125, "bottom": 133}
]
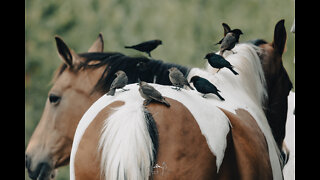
[
  {"left": 221, "top": 34, "right": 236, "bottom": 49},
  {"left": 142, "top": 84, "right": 160, "bottom": 96},
  {"left": 219, "top": 58, "right": 232, "bottom": 67},
  {"left": 200, "top": 79, "right": 217, "bottom": 92},
  {"left": 171, "top": 70, "right": 184, "bottom": 79},
  {"left": 142, "top": 85, "right": 164, "bottom": 100},
  {"left": 109, "top": 76, "right": 119, "bottom": 89},
  {"left": 222, "top": 23, "right": 231, "bottom": 36}
]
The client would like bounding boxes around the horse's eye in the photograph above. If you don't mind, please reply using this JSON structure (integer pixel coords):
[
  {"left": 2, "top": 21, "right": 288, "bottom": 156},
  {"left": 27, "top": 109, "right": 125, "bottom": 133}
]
[{"left": 49, "top": 94, "right": 61, "bottom": 105}]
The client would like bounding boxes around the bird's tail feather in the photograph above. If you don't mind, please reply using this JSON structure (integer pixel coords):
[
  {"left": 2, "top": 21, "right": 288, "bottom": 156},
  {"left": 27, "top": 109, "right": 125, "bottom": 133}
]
[
  {"left": 107, "top": 88, "right": 116, "bottom": 96},
  {"left": 162, "top": 98, "right": 171, "bottom": 107},
  {"left": 124, "top": 46, "right": 132, "bottom": 48},
  {"left": 228, "top": 67, "right": 239, "bottom": 75},
  {"left": 186, "top": 83, "right": 194, "bottom": 90},
  {"left": 216, "top": 92, "right": 225, "bottom": 101}
]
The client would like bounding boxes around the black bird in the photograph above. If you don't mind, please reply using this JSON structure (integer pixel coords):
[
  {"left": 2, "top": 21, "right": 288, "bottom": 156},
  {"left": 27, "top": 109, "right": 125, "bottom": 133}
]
[
  {"left": 168, "top": 67, "right": 194, "bottom": 90},
  {"left": 190, "top": 76, "right": 225, "bottom": 101},
  {"left": 125, "top": 39, "right": 162, "bottom": 57},
  {"left": 204, "top": 52, "right": 238, "bottom": 75},
  {"left": 138, "top": 81, "right": 171, "bottom": 107},
  {"left": 107, "top": 70, "right": 129, "bottom": 96}
]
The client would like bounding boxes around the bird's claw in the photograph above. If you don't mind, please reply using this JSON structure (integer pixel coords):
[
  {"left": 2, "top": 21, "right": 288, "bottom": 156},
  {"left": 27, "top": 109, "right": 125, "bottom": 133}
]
[
  {"left": 121, "top": 88, "right": 130, "bottom": 92},
  {"left": 171, "top": 86, "right": 181, "bottom": 91}
]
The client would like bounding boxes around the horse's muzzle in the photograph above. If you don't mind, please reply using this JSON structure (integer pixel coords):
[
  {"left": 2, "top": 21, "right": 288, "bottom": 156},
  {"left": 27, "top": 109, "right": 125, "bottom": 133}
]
[{"left": 25, "top": 154, "right": 56, "bottom": 180}]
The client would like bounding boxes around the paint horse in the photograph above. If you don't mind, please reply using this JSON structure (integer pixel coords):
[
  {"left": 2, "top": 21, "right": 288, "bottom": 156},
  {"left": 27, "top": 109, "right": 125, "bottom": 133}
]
[
  {"left": 70, "top": 20, "right": 292, "bottom": 180},
  {"left": 26, "top": 34, "right": 191, "bottom": 180}
]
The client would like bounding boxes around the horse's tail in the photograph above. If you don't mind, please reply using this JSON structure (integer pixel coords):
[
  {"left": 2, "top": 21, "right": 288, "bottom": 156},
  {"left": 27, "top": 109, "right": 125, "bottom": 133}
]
[{"left": 98, "top": 101, "right": 158, "bottom": 180}]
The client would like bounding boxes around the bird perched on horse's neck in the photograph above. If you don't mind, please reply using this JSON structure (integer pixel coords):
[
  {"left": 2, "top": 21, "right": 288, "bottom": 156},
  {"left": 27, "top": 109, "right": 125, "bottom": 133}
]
[
  {"left": 215, "top": 23, "right": 243, "bottom": 55},
  {"left": 107, "top": 70, "right": 129, "bottom": 96},
  {"left": 168, "top": 67, "right": 194, "bottom": 90},
  {"left": 204, "top": 52, "right": 238, "bottom": 75},
  {"left": 125, "top": 39, "right": 162, "bottom": 58}
]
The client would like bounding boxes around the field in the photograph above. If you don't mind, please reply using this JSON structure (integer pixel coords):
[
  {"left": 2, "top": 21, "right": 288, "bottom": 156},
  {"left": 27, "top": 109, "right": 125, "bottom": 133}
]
[{"left": 25, "top": 0, "right": 294, "bottom": 179}]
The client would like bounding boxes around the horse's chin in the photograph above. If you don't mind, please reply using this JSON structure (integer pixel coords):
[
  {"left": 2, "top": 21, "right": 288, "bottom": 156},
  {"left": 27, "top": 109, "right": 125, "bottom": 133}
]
[{"left": 38, "top": 168, "right": 57, "bottom": 180}]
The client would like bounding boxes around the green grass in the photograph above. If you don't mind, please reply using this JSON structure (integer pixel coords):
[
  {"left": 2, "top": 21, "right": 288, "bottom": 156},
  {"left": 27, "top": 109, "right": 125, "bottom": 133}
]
[{"left": 25, "top": 0, "right": 294, "bottom": 179}]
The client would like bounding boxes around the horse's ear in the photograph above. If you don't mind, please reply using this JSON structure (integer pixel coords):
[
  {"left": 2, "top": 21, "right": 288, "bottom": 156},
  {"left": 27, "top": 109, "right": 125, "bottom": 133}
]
[
  {"left": 272, "top": 19, "right": 287, "bottom": 56},
  {"left": 88, "top": 33, "right": 104, "bottom": 52},
  {"left": 55, "top": 36, "right": 80, "bottom": 67}
]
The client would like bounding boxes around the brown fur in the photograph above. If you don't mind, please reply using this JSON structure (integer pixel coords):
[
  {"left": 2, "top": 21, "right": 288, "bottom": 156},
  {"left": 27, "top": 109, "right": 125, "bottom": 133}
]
[{"left": 258, "top": 19, "right": 292, "bottom": 149}]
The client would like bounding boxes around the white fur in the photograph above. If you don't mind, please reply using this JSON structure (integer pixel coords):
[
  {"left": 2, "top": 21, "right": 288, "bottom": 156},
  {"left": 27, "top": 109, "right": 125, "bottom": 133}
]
[
  {"left": 283, "top": 91, "right": 295, "bottom": 180},
  {"left": 98, "top": 100, "right": 154, "bottom": 180},
  {"left": 70, "top": 43, "right": 283, "bottom": 180},
  {"left": 188, "top": 43, "right": 282, "bottom": 179}
]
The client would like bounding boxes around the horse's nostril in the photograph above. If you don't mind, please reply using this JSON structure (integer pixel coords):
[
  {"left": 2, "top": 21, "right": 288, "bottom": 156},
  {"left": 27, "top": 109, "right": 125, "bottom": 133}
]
[{"left": 26, "top": 160, "right": 53, "bottom": 180}]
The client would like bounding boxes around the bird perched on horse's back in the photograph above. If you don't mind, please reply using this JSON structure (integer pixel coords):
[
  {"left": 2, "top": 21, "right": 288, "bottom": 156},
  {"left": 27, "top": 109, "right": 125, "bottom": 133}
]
[
  {"left": 204, "top": 52, "right": 238, "bottom": 75},
  {"left": 138, "top": 81, "right": 170, "bottom": 107},
  {"left": 168, "top": 67, "right": 194, "bottom": 90},
  {"left": 125, "top": 39, "right": 162, "bottom": 58},
  {"left": 107, "top": 70, "right": 129, "bottom": 96},
  {"left": 190, "top": 76, "right": 225, "bottom": 101}
]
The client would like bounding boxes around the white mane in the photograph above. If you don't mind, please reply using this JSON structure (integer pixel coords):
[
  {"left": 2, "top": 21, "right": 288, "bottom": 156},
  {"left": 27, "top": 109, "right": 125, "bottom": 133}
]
[
  {"left": 186, "top": 43, "right": 282, "bottom": 179},
  {"left": 188, "top": 43, "right": 267, "bottom": 111},
  {"left": 70, "top": 43, "right": 283, "bottom": 180}
]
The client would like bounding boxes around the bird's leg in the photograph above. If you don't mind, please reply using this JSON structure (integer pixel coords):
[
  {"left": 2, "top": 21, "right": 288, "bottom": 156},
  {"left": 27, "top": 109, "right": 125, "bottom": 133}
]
[
  {"left": 147, "top": 52, "right": 152, "bottom": 58},
  {"left": 231, "top": 50, "right": 237, "bottom": 54},
  {"left": 171, "top": 86, "right": 179, "bottom": 91},
  {"left": 217, "top": 69, "right": 221, "bottom": 73},
  {"left": 202, "top": 94, "right": 207, "bottom": 98}
]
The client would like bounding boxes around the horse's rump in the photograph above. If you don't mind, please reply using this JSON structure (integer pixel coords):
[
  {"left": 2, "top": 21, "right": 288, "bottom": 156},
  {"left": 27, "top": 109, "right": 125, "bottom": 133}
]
[{"left": 71, "top": 83, "right": 282, "bottom": 179}]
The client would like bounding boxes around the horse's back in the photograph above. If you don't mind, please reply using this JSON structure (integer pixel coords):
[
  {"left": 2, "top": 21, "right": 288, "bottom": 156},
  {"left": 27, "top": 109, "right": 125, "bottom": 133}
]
[{"left": 71, "top": 84, "right": 280, "bottom": 180}]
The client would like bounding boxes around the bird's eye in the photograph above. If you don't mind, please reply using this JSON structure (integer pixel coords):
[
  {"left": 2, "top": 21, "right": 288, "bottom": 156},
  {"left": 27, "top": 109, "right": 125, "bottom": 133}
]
[{"left": 49, "top": 94, "right": 61, "bottom": 105}]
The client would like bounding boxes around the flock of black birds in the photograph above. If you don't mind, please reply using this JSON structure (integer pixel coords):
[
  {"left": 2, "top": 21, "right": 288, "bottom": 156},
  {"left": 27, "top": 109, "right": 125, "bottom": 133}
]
[{"left": 107, "top": 23, "right": 243, "bottom": 107}]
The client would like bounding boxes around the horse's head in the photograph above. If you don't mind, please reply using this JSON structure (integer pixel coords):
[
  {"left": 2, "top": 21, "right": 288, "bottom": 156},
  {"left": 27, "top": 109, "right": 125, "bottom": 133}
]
[
  {"left": 25, "top": 34, "right": 106, "bottom": 180},
  {"left": 253, "top": 19, "right": 293, "bottom": 148}
]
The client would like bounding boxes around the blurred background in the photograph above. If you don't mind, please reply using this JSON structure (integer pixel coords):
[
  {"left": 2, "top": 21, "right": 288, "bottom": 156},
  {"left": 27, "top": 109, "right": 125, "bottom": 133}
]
[{"left": 25, "top": 0, "right": 294, "bottom": 179}]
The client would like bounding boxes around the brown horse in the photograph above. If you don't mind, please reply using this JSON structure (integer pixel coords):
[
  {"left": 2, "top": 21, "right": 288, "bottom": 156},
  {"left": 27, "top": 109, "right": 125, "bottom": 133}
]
[
  {"left": 70, "top": 20, "right": 292, "bottom": 180},
  {"left": 25, "top": 33, "right": 191, "bottom": 180}
]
